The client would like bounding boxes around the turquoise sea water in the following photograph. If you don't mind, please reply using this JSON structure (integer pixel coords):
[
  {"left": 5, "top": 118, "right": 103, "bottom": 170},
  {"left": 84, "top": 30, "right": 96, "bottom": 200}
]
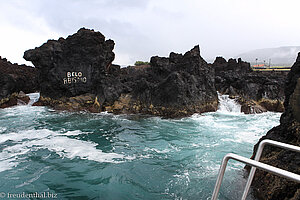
[{"left": 0, "top": 93, "right": 281, "bottom": 200}]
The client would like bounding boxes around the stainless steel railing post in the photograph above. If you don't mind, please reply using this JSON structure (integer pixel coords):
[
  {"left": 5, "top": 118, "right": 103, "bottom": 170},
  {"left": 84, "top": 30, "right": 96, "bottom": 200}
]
[
  {"left": 241, "top": 140, "right": 266, "bottom": 200},
  {"left": 211, "top": 140, "right": 300, "bottom": 200},
  {"left": 241, "top": 139, "right": 300, "bottom": 200},
  {"left": 211, "top": 155, "right": 231, "bottom": 200}
]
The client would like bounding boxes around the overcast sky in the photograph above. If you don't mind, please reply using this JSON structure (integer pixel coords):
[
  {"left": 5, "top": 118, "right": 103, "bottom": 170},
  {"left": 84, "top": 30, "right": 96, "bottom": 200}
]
[{"left": 1, "top": 0, "right": 300, "bottom": 66}]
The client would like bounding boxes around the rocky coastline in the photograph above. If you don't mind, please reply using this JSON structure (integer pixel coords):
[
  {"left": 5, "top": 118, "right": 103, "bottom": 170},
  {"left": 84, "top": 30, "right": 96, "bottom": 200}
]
[
  {"left": 212, "top": 57, "right": 286, "bottom": 114},
  {"left": 23, "top": 28, "right": 218, "bottom": 118},
  {"left": 0, "top": 28, "right": 288, "bottom": 117},
  {"left": 0, "top": 57, "right": 38, "bottom": 108},
  {"left": 249, "top": 53, "right": 300, "bottom": 200},
  {"left": 0, "top": 27, "right": 298, "bottom": 199},
  {"left": 15, "top": 28, "right": 285, "bottom": 117}
]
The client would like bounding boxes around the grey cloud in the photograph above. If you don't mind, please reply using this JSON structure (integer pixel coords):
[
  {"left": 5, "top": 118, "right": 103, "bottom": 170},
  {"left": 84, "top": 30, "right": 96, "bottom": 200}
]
[{"left": 1, "top": 0, "right": 300, "bottom": 65}]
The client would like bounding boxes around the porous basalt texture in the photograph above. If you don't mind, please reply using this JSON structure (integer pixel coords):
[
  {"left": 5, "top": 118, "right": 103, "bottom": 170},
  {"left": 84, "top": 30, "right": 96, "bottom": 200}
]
[
  {"left": 24, "top": 28, "right": 115, "bottom": 99},
  {"left": 112, "top": 45, "right": 218, "bottom": 118},
  {"left": 250, "top": 52, "right": 300, "bottom": 200},
  {"left": 212, "top": 57, "right": 287, "bottom": 113},
  {"left": 25, "top": 28, "right": 218, "bottom": 118},
  {"left": 0, "top": 57, "right": 38, "bottom": 108}
]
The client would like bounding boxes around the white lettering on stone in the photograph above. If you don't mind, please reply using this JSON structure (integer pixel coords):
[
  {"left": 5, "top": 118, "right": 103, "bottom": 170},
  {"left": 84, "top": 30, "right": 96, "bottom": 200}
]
[{"left": 63, "top": 71, "right": 87, "bottom": 84}]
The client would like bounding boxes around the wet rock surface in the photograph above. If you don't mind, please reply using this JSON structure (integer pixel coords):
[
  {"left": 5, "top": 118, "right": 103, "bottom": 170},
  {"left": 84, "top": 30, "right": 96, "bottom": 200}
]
[
  {"left": 25, "top": 28, "right": 218, "bottom": 118},
  {"left": 0, "top": 91, "right": 30, "bottom": 108},
  {"left": 0, "top": 57, "right": 38, "bottom": 108},
  {"left": 212, "top": 57, "right": 287, "bottom": 113},
  {"left": 250, "top": 52, "right": 300, "bottom": 200}
]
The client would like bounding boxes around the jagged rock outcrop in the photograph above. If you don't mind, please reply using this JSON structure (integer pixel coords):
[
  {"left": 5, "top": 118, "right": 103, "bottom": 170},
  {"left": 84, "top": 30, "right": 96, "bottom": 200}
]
[
  {"left": 24, "top": 28, "right": 218, "bottom": 118},
  {"left": 24, "top": 28, "right": 115, "bottom": 99},
  {"left": 114, "top": 45, "right": 218, "bottom": 117},
  {"left": 250, "top": 52, "right": 300, "bottom": 200},
  {"left": 0, "top": 57, "right": 38, "bottom": 108},
  {"left": 212, "top": 57, "right": 286, "bottom": 113}
]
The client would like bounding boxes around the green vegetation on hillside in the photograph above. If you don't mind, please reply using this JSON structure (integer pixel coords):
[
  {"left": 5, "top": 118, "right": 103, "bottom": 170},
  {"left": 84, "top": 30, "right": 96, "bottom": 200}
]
[{"left": 134, "top": 61, "right": 150, "bottom": 66}]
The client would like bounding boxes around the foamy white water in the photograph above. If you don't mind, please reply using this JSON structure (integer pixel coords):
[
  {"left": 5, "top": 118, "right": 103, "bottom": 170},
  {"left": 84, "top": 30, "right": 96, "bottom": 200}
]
[
  {"left": 0, "top": 92, "right": 281, "bottom": 199},
  {"left": 217, "top": 92, "right": 241, "bottom": 114},
  {"left": 0, "top": 128, "right": 134, "bottom": 173}
]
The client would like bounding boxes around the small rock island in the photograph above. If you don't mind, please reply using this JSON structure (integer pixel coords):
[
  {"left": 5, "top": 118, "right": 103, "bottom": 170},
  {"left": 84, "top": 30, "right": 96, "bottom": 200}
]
[
  {"left": 24, "top": 28, "right": 218, "bottom": 118},
  {"left": 22, "top": 28, "right": 288, "bottom": 117}
]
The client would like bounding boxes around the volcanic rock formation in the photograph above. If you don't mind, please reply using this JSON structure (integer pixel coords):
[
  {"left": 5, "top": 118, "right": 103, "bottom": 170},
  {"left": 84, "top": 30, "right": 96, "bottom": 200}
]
[
  {"left": 0, "top": 57, "right": 38, "bottom": 108},
  {"left": 24, "top": 28, "right": 218, "bottom": 117},
  {"left": 250, "top": 52, "right": 300, "bottom": 200},
  {"left": 24, "top": 28, "right": 115, "bottom": 99},
  {"left": 212, "top": 57, "right": 286, "bottom": 113}
]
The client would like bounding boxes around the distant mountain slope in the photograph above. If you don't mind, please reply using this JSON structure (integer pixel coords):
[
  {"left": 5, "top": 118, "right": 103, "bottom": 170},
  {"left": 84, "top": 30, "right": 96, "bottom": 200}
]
[{"left": 237, "top": 46, "right": 300, "bottom": 66}]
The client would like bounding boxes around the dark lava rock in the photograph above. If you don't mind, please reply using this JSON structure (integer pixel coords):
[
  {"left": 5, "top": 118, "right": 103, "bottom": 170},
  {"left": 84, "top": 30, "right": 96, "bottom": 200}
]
[
  {"left": 212, "top": 57, "right": 287, "bottom": 113},
  {"left": 0, "top": 91, "right": 30, "bottom": 108},
  {"left": 24, "top": 28, "right": 115, "bottom": 99},
  {"left": 118, "top": 45, "right": 218, "bottom": 118},
  {"left": 250, "top": 52, "right": 300, "bottom": 200},
  {"left": 239, "top": 98, "right": 267, "bottom": 114},
  {"left": 24, "top": 28, "right": 218, "bottom": 118},
  {"left": 0, "top": 57, "right": 38, "bottom": 108}
]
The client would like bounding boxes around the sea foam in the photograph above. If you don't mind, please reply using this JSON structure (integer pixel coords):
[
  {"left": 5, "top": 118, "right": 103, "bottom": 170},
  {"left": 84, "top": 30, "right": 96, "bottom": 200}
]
[{"left": 0, "top": 129, "right": 134, "bottom": 172}]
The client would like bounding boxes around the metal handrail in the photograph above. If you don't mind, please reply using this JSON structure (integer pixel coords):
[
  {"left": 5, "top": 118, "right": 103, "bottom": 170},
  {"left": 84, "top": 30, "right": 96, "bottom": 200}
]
[
  {"left": 242, "top": 139, "right": 300, "bottom": 199},
  {"left": 211, "top": 139, "right": 300, "bottom": 200}
]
